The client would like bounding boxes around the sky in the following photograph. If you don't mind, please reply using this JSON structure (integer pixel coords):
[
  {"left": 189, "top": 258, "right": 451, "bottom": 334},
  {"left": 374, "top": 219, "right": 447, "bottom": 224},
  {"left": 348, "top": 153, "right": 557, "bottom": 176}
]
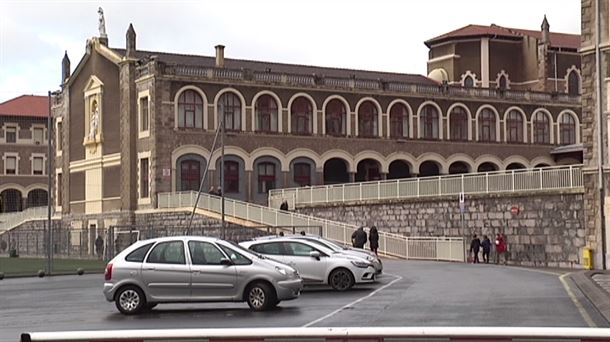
[{"left": 0, "top": 0, "right": 580, "bottom": 103}]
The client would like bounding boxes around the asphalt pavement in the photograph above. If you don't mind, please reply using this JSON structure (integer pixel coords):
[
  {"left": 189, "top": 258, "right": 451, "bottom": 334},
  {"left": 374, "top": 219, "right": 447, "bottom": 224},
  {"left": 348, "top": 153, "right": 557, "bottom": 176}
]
[{"left": 0, "top": 260, "right": 606, "bottom": 341}]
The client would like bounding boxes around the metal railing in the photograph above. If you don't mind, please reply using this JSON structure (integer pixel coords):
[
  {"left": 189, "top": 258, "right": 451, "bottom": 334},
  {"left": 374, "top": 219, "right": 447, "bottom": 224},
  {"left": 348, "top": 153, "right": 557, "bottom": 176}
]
[
  {"left": 0, "top": 206, "right": 48, "bottom": 232},
  {"left": 157, "top": 191, "right": 464, "bottom": 262},
  {"left": 269, "top": 165, "right": 583, "bottom": 209}
]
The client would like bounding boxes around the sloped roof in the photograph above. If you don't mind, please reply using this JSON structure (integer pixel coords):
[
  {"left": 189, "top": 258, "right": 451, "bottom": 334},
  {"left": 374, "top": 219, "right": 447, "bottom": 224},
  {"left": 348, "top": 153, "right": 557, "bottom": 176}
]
[
  {"left": 0, "top": 95, "right": 49, "bottom": 118},
  {"left": 425, "top": 24, "right": 580, "bottom": 49},
  {"left": 112, "top": 48, "right": 436, "bottom": 85}
]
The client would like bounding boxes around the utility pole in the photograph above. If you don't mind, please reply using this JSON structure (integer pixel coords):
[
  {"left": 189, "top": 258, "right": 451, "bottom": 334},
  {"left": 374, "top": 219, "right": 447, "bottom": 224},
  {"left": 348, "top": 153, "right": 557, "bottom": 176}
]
[
  {"left": 220, "top": 103, "right": 226, "bottom": 240},
  {"left": 47, "top": 91, "right": 55, "bottom": 275}
]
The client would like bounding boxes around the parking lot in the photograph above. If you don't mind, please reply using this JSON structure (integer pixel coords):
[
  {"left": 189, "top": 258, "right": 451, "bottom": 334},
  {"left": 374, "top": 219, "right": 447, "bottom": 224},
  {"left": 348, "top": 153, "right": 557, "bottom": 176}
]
[{"left": 0, "top": 260, "right": 606, "bottom": 341}]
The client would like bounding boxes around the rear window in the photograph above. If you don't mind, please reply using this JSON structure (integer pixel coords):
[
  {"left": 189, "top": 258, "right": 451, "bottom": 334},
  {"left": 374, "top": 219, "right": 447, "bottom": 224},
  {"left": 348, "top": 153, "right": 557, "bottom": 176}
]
[
  {"left": 125, "top": 243, "right": 154, "bottom": 263},
  {"left": 250, "top": 242, "right": 282, "bottom": 255}
]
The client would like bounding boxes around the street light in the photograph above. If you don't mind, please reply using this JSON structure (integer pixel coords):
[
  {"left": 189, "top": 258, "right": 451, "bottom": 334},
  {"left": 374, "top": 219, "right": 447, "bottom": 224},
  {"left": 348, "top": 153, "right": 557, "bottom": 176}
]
[{"left": 220, "top": 102, "right": 226, "bottom": 240}]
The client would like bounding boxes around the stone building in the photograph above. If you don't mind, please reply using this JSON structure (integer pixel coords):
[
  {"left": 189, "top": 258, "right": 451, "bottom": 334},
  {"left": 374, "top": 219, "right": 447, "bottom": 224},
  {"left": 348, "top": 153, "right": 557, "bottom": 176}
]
[
  {"left": 0, "top": 95, "right": 49, "bottom": 212},
  {"left": 51, "top": 18, "right": 582, "bottom": 228}
]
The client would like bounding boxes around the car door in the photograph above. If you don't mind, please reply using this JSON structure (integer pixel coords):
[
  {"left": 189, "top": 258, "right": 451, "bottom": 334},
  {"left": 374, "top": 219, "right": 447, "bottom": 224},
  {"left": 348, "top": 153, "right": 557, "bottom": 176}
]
[
  {"left": 282, "top": 241, "right": 327, "bottom": 283},
  {"left": 188, "top": 240, "right": 237, "bottom": 300},
  {"left": 141, "top": 240, "right": 191, "bottom": 301}
]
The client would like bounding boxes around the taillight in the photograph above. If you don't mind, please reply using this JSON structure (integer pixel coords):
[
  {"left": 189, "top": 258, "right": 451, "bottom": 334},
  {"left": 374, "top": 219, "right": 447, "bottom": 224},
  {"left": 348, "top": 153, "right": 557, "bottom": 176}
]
[{"left": 104, "top": 263, "right": 113, "bottom": 281}]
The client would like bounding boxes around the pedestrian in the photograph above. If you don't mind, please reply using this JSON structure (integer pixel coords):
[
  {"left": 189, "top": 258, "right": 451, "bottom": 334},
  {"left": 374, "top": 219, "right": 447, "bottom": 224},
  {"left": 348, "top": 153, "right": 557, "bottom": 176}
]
[
  {"left": 209, "top": 186, "right": 216, "bottom": 195},
  {"left": 469, "top": 234, "right": 481, "bottom": 263},
  {"left": 369, "top": 226, "right": 379, "bottom": 255},
  {"left": 279, "top": 231, "right": 284, "bottom": 237},
  {"left": 495, "top": 233, "right": 507, "bottom": 265},
  {"left": 216, "top": 187, "right": 223, "bottom": 197},
  {"left": 280, "top": 200, "right": 288, "bottom": 211},
  {"left": 95, "top": 235, "right": 104, "bottom": 259},
  {"left": 351, "top": 227, "right": 367, "bottom": 249},
  {"left": 300, "top": 230, "right": 306, "bottom": 236},
  {"left": 481, "top": 235, "right": 491, "bottom": 264}
]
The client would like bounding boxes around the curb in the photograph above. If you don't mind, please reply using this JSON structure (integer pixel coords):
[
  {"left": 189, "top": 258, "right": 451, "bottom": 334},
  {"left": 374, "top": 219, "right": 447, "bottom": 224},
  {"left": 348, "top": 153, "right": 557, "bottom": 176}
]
[{"left": 570, "top": 271, "right": 610, "bottom": 323}]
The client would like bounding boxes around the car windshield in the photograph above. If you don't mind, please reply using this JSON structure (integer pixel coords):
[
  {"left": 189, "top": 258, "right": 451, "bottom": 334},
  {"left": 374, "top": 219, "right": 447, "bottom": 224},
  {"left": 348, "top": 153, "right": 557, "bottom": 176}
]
[{"left": 224, "top": 241, "right": 265, "bottom": 259}]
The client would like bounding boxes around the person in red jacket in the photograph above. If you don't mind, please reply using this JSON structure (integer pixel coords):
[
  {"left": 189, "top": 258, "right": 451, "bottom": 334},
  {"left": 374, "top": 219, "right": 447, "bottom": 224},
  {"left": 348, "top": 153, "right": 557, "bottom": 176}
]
[{"left": 494, "top": 233, "right": 507, "bottom": 265}]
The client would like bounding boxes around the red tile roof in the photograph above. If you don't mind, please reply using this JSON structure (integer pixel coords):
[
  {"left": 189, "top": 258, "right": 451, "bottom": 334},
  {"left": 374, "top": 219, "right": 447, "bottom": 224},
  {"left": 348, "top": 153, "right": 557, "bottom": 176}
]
[
  {"left": 425, "top": 24, "right": 580, "bottom": 50},
  {"left": 0, "top": 95, "right": 49, "bottom": 118}
]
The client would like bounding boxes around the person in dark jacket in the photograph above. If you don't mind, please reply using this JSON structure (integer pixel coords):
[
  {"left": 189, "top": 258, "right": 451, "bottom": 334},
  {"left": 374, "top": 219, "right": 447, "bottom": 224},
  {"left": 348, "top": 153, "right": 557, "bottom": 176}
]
[
  {"left": 95, "top": 235, "right": 104, "bottom": 259},
  {"left": 369, "top": 226, "right": 379, "bottom": 255},
  {"left": 481, "top": 235, "right": 492, "bottom": 263},
  {"left": 280, "top": 200, "right": 288, "bottom": 211},
  {"left": 351, "top": 227, "right": 367, "bottom": 248},
  {"left": 469, "top": 234, "right": 481, "bottom": 263}
]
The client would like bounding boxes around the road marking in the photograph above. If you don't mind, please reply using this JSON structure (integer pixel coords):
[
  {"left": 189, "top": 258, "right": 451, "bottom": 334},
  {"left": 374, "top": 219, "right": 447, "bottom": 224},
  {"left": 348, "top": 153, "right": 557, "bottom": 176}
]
[
  {"left": 506, "top": 266, "right": 566, "bottom": 276},
  {"left": 559, "top": 273, "right": 597, "bottom": 328},
  {"left": 302, "top": 274, "right": 403, "bottom": 327}
]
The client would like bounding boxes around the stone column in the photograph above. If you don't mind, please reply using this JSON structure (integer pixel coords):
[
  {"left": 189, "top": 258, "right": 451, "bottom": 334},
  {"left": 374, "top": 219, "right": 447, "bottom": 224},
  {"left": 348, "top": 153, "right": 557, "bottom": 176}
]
[
  {"left": 380, "top": 173, "right": 387, "bottom": 180},
  {"left": 315, "top": 170, "right": 324, "bottom": 185},
  {"left": 246, "top": 170, "right": 253, "bottom": 202},
  {"left": 349, "top": 172, "right": 356, "bottom": 183}
]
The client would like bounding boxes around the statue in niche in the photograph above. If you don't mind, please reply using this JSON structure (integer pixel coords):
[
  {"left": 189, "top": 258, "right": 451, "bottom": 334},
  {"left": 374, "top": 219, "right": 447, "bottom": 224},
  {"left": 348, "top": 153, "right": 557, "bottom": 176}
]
[
  {"left": 89, "top": 101, "right": 99, "bottom": 141},
  {"left": 98, "top": 7, "right": 107, "bottom": 38}
]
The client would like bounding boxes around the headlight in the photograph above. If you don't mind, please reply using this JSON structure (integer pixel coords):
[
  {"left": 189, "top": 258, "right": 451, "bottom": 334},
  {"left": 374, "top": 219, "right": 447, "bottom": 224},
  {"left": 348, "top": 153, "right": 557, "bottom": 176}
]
[
  {"left": 275, "top": 266, "right": 287, "bottom": 276},
  {"left": 366, "top": 255, "right": 374, "bottom": 261},
  {"left": 351, "top": 260, "right": 370, "bottom": 268}
]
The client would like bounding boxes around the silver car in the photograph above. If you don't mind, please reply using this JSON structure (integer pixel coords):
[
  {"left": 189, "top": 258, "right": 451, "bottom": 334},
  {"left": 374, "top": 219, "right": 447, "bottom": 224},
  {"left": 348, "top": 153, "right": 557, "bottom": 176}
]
[
  {"left": 103, "top": 236, "right": 302, "bottom": 315},
  {"left": 240, "top": 238, "right": 376, "bottom": 291}
]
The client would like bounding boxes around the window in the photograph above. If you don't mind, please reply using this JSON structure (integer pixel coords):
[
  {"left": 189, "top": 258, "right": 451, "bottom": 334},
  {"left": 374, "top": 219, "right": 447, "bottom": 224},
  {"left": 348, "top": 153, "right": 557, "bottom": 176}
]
[
  {"left": 533, "top": 112, "right": 550, "bottom": 144},
  {"left": 140, "top": 97, "right": 149, "bottom": 132},
  {"left": 57, "top": 122, "right": 63, "bottom": 150},
  {"left": 498, "top": 75, "right": 507, "bottom": 90},
  {"left": 219, "top": 92, "right": 241, "bottom": 131},
  {"left": 257, "top": 162, "right": 276, "bottom": 193},
  {"left": 219, "top": 244, "right": 252, "bottom": 265},
  {"left": 180, "top": 159, "right": 201, "bottom": 191},
  {"left": 478, "top": 109, "right": 496, "bottom": 142},
  {"left": 449, "top": 107, "right": 468, "bottom": 141},
  {"left": 284, "top": 242, "right": 317, "bottom": 257},
  {"left": 177, "top": 90, "right": 203, "bottom": 128},
  {"left": 358, "top": 101, "right": 378, "bottom": 137},
  {"left": 294, "top": 163, "right": 311, "bottom": 187},
  {"left": 325, "top": 99, "right": 346, "bottom": 136},
  {"left": 224, "top": 161, "right": 239, "bottom": 193},
  {"left": 420, "top": 105, "right": 439, "bottom": 139},
  {"left": 33, "top": 156, "right": 44, "bottom": 175},
  {"left": 250, "top": 242, "right": 283, "bottom": 255},
  {"left": 140, "top": 158, "right": 149, "bottom": 198},
  {"left": 5, "top": 156, "right": 16, "bottom": 174},
  {"left": 188, "top": 241, "right": 226, "bottom": 265},
  {"left": 463, "top": 76, "right": 474, "bottom": 88},
  {"left": 568, "top": 71, "right": 580, "bottom": 96},
  {"left": 390, "top": 104, "right": 409, "bottom": 138},
  {"left": 57, "top": 173, "right": 63, "bottom": 205},
  {"left": 33, "top": 128, "right": 44, "bottom": 145},
  {"left": 291, "top": 97, "right": 312, "bottom": 135},
  {"left": 125, "top": 243, "right": 154, "bottom": 263},
  {"left": 146, "top": 241, "right": 185, "bottom": 264},
  {"left": 560, "top": 114, "right": 576, "bottom": 145},
  {"left": 506, "top": 110, "right": 524, "bottom": 143},
  {"left": 255, "top": 95, "right": 278, "bottom": 132},
  {"left": 5, "top": 126, "right": 16, "bottom": 143}
]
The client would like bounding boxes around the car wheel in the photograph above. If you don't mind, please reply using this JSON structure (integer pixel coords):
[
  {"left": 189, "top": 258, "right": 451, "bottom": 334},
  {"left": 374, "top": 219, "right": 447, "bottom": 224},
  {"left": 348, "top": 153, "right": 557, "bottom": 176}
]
[
  {"left": 246, "top": 282, "right": 277, "bottom": 311},
  {"left": 329, "top": 268, "right": 355, "bottom": 291},
  {"left": 115, "top": 285, "right": 145, "bottom": 315}
]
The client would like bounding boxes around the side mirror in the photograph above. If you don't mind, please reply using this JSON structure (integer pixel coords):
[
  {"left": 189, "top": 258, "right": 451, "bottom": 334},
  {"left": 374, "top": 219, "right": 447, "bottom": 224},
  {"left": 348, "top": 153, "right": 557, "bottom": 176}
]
[
  {"left": 309, "top": 251, "right": 320, "bottom": 259},
  {"left": 220, "top": 258, "right": 233, "bottom": 266}
]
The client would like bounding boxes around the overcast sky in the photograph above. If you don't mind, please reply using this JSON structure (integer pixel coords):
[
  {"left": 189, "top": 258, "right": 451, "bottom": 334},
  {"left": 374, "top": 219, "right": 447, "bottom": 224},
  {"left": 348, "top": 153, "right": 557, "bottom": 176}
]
[{"left": 0, "top": 0, "right": 580, "bottom": 103}]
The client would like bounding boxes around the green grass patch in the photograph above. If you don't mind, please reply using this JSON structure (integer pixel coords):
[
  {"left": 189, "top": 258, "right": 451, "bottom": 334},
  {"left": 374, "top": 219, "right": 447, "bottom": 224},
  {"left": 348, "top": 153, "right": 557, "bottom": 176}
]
[{"left": 0, "top": 257, "right": 106, "bottom": 277}]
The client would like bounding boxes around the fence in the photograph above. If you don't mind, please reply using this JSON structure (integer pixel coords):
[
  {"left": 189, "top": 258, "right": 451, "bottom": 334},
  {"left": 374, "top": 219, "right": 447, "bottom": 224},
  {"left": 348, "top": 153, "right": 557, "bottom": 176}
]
[
  {"left": 269, "top": 165, "right": 583, "bottom": 209},
  {"left": 157, "top": 191, "right": 465, "bottom": 262}
]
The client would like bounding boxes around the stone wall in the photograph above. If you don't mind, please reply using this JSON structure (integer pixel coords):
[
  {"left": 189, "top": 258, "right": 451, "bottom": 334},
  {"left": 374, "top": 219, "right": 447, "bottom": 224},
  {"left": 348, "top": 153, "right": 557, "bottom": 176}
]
[{"left": 297, "top": 190, "right": 585, "bottom": 268}]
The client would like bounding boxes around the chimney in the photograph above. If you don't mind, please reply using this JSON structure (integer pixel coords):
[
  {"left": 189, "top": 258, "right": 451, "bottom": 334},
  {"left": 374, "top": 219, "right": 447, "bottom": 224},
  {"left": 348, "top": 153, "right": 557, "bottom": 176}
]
[
  {"left": 126, "top": 23, "right": 136, "bottom": 58},
  {"left": 541, "top": 15, "right": 550, "bottom": 44},
  {"left": 61, "top": 51, "right": 71, "bottom": 84},
  {"left": 215, "top": 45, "right": 225, "bottom": 68}
]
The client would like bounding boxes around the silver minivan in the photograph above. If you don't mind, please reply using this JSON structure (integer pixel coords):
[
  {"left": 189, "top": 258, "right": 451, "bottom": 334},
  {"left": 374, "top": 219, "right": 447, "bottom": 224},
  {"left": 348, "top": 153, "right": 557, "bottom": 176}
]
[{"left": 103, "top": 236, "right": 303, "bottom": 314}]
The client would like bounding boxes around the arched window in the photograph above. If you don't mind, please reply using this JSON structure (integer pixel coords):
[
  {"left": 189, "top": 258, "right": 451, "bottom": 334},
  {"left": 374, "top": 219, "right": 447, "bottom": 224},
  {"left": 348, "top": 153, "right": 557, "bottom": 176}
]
[
  {"left": 390, "top": 103, "right": 409, "bottom": 138},
  {"left": 224, "top": 161, "right": 239, "bottom": 193},
  {"left": 568, "top": 71, "right": 580, "bottom": 96},
  {"left": 291, "top": 97, "right": 313, "bottom": 135},
  {"left": 218, "top": 92, "right": 242, "bottom": 131},
  {"left": 257, "top": 162, "right": 276, "bottom": 193},
  {"left": 420, "top": 105, "right": 439, "bottom": 139},
  {"left": 560, "top": 113, "right": 576, "bottom": 145},
  {"left": 478, "top": 108, "right": 496, "bottom": 142},
  {"left": 180, "top": 159, "right": 201, "bottom": 191},
  {"left": 450, "top": 107, "right": 468, "bottom": 141},
  {"left": 498, "top": 75, "right": 507, "bottom": 90},
  {"left": 255, "top": 95, "right": 278, "bottom": 132},
  {"left": 463, "top": 76, "right": 474, "bottom": 88},
  {"left": 358, "top": 101, "right": 378, "bottom": 137},
  {"left": 506, "top": 110, "right": 524, "bottom": 143},
  {"left": 178, "top": 90, "right": 203, "bottom": 128},
  {"left": 533, "top": 112, "right": 551, "bottom": 144},
  {"left": 325, "top": 99, "right": 346, "bottom": 136},
  {"left": 293, "top": 163, "right": 311, "bottom": 187}
]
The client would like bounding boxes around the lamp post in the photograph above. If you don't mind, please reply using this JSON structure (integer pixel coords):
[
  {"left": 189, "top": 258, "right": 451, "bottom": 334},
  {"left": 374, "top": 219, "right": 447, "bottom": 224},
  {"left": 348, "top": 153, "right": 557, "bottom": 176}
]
[
  {"left": 47, "top": 90, "right": 59, "bottom": 275},
  {"left": 220, "top": 102, "right": 226, "bottom": 239}
]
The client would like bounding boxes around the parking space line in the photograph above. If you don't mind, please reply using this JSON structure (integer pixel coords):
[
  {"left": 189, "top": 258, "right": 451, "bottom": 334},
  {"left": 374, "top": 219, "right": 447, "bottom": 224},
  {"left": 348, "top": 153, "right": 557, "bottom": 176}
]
[
  {"left": 302, "top": 274, "right": 403, "bottom": 327},
  {"left": 559, "top": 273, "right": 596, "bottom": 328}
]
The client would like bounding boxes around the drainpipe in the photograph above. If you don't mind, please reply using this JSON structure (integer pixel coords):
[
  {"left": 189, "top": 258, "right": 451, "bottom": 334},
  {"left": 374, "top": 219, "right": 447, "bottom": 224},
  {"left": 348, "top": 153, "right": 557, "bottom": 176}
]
[{"left": 595, "top": 0, "right": 607, "bottom": 269}]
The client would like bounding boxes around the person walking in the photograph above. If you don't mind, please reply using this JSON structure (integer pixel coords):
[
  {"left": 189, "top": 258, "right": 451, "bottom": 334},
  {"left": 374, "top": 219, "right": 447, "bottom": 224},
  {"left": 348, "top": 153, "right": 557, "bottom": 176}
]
[
  {"left": 495, "top": 233, "right": 507, "bottom": 265},
  {"left": 351, "top": 227, "right": 367, "bottom": 248},
  {"left": 469, "top": 234, "right": 481, "bottom": 263},
  {"left": 280, "top": 200, "right": 288, "bottom": 211},
  {"left": 369, "top": 226, "right": 379, "bottom": 255},
  {"left": 481, "top": 235, "right": 491, "bottom": 264},
  {"left": 95, "top": 235, "right": 104, "bottom": 259}
]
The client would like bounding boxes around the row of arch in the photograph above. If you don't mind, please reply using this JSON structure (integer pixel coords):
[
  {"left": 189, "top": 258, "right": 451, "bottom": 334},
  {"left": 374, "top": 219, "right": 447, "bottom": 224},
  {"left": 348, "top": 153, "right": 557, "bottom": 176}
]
[
  {"left": 0, "top": 184, "right": 48, "bottom": 213},
  {"left": 174, "top": 86, "right": 581, "bottom": 145}
]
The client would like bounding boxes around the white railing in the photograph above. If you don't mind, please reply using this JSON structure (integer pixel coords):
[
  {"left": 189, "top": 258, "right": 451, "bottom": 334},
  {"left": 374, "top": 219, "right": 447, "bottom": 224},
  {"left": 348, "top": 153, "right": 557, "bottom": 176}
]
[
  {"left": 269, "top": 165, "right": 583, "bottom": 209},
  {"left": 157, "top": 191, "right": 464, "bottom": 262},
  {"left": 0, "top": 206, "right": 48, "bottom": 232}
]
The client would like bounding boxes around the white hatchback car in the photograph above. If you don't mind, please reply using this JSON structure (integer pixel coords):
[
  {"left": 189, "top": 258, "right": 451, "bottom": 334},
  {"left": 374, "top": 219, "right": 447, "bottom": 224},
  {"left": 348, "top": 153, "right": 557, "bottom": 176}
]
[{"left": 240, "top": 238, "right": 376, "bottom": 291}]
